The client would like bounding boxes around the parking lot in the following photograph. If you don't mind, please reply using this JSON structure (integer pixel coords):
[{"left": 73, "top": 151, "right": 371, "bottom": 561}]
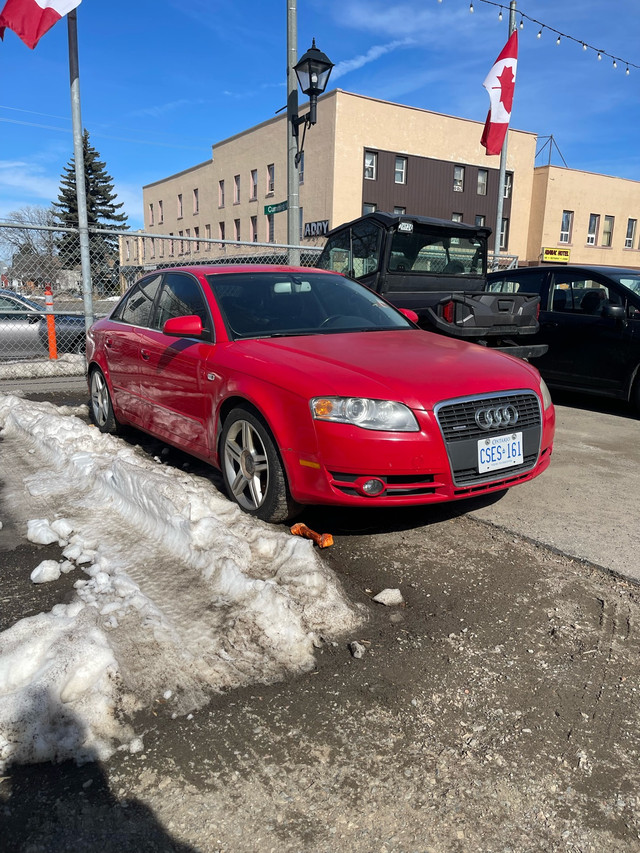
[{"left": 1, "top": 381, "right": 640, "bottom": 852}]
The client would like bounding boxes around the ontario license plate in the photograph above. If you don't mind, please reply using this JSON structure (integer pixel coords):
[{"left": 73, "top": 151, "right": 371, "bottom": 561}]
[{"left": 477, "top": 432, "right": 523, "bottom": 474}]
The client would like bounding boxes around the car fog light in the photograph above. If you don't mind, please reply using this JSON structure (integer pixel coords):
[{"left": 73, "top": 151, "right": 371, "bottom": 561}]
[{"left": 362, "top": 478, "right": 385, "bottom": 496}]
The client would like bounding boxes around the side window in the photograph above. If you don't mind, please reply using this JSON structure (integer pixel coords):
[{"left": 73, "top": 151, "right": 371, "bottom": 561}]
[
  {"left": 350, "top": 220, "right": 382, "bottom": 278},
  {"left": 318, "top": 221, "right": 382, "bottom": 279},
  {"left": 154, "top": 272, "right": 211, "bottom": 336},
  {"left": 549, "top": 274, "right": 621, "bottom": 314},
  {"left": 114, "top": 275, "right": 162, "bottom": 327}
]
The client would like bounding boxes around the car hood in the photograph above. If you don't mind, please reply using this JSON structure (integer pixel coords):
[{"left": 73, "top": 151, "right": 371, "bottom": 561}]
[{"left": 226, "top": 329, "right": 542, "bottom": 410}]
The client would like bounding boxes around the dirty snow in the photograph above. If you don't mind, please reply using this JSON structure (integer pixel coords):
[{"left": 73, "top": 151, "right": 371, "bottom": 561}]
[
  {"left": 0, "top": 353, "right": 86, "bottom": 379},
  {"left": 0, "top": 393, "right": 362, "bottom": 771}
]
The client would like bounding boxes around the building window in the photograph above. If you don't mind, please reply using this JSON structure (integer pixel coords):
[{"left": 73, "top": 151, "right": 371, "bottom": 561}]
[
  {"left": 233, "top": 219, "right": 240, "bottom": 241},
  {"left": 148, "top": 203, "right": 154, "bottom": 227},
  {"left": 169, "top": 233, "right": 174, "bottom": 257},
  {"left": 393, "top": 206, "right": 406, "bottom": 215},
  {"left": 179, "top": 230, "right": 184, "bottom": 254},
  {"left": 185, "top": 229, "right": 191, "bottom": 254},
  {"left": 587, "top": 213, "right": 600, "bottom": 245},
  {"left": 219, "top": 221, "right": 225, "bottom": 241},
  {"left": 500, "top": 218, "right": 510, "bottom": 250},
  {"left": 451, "top": 212, "right": 463, "bottom": 223},
  {"left": 625, "top": 218, "right": 637, "bottom": 249},
  {"left": 503, "top": 173, "right": 513, "bottom": 198},
  {"left": 218, "top": 180, "right": 225, "bottom": 208},
  {"left": 158, "top": 238, "right": 164, "bottom": 258},
  {"left": 298, "top": 151, "right": 304, "bottom": 185},
  {"left": 394, "top": 156, "right": 407, "bottom": 184},
  {"left": 477, "top": 169, "right": 488, "bottom": 196},
  {"left": 559, "top": 210, "right": 573, "bottom": 244},
  {"left": 602, "top": 215, "right": 614, "bottom": 247},
  {"left": 205, "top": 224, "right": 211, "bottom": 240},
  {"left": 194, "top": 226, "right": 200, "bottom": 251},
  {"left": 193, "top": 188, "right": 199, "bottom": 215},
  {"left": 364, "top": 151, "right": 377, "bottom": 180},
  {"left": 250, "top": 169, "right": 258, "bottom": 200},
  {"left": 250, "top": 215, "right": 258, "bottom": 242},
  {"left": 453, "top": 166, "right": 465, "bottom": 192},
  {"left": 363, "top": 202, "right": 377, "bottom": 214},
  {"left": 158, "top": 200, "right": 163, "bottom": 224},
  {"left": 177, "top": 193, "right": 183, "bottom": 219},
  {"left": 267, "top": 213, "right": 275, "bottom": 242},
  {"left": 267, "top": 164, "right": 275, "bottom": 195},
  {"left": 234, "top": 174, "right": 240, "bottom": 204},
  {"left": 475, "top": 215, "right": 486, "bottom": 227}
]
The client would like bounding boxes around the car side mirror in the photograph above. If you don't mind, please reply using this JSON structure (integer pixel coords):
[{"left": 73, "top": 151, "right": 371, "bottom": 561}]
[
  {"left": 399, "top": 308, "right": 419, "bottom": 324},
  {"left": 603, "top": 304, "right": 625, "bottom": 321},
  {"left": 163, "top": 315, "right": 203, "bottom": 337}
]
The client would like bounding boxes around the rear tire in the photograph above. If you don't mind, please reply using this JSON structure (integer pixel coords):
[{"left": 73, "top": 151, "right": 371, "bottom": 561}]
[
  {"left": 89, "top": 367, "right": 120, "bottom": 434},
  {"left": 220, "top": 407, "right": 300, "bottom": 523}
]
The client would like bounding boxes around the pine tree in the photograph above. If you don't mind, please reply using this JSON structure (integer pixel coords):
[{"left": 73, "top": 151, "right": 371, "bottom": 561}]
[{"left": 54, "top": 130, "right": 128, "bottom": 292}]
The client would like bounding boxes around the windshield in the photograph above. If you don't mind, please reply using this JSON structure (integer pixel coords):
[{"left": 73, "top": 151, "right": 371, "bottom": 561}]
[
  {"left": 389, "top": 226, "right": 486, "bottom": 276},
  {"left": 611, "top": 272, "right": 640, "bottom": 297},
  {"left": 206, "top": 271, "right": 413, "bottom": 340}
]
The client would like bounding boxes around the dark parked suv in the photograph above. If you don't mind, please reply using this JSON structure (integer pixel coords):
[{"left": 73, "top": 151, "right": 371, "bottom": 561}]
[{"left": 486, "top": 265, "right": 640, "bottom": 410}]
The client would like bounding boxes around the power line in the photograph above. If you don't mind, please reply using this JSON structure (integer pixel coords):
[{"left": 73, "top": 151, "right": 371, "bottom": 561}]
[{"left": 462, "top": 0, "right": 638, "bottom": 73}]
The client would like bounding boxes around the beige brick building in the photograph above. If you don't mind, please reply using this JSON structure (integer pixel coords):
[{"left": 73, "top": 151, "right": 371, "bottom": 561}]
[{"left": 137, "top": 89, "right": 640, "bottom": 270}]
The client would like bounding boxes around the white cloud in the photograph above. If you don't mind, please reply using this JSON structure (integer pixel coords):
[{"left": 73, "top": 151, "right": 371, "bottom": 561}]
[{"left": 331, "top": 39, "right": 415, "bottom": 82}]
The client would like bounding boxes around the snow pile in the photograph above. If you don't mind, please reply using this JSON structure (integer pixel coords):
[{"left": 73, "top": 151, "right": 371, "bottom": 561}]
[
  {"left": 0, "top": 394, "right": 362, "bottom": 770},
  {"left": 0, "top": 353, "right": 86, "bottom": 379}
]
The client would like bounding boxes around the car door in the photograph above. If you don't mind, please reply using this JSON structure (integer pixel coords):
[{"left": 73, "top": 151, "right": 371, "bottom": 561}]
[
  {"left": 0, "top": 293, "right": 46, "bottom": 358},
  {"left": 137, "top": 271, "right": 215, "bottom": 454},
  {"left": 104, "top": 274, "right": 162, "bottom": 423},
  {"left": 539, "top": 271, "right": 629, "bottom": 393}
]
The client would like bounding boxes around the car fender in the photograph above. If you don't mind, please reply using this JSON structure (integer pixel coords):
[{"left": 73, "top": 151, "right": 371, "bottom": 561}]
[{"left": 210, "top": 372, "right": 319, "bottom": 474}]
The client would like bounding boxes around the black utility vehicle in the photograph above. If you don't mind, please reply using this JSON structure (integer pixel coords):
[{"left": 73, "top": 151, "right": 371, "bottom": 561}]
[
  {"left": 486, "top": 265, "right": 640, "bottom": 409},
  {"left": 317, "top": 212, "right": 546, "bottom": 359}
]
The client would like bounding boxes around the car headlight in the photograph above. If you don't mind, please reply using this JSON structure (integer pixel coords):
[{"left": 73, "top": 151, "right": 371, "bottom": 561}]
[
  {"left": 539, "top": 377, "right": 553, "bottom": 410},
  {"left": 310, "top": 396, "right": 419, "bottom": 432}
]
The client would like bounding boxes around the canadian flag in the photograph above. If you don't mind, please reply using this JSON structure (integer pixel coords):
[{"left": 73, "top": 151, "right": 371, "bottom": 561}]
[
  {"left": 0, "top": 0, "right": 81, "bottom": 49},
  {"left": 480, "top": 31, "right": 518, "bottom": 156}
]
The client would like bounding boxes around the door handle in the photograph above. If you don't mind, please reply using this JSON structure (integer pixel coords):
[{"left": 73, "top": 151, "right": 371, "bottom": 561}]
[
  {"left": 542, "top": 322, "right": 558, "bottom": 329},
  {"left": 140, "top": 349, "right": 150, "bottom": 360}
]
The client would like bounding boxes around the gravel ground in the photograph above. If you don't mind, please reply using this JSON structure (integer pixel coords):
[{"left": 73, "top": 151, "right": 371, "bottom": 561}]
[{"left": 3, "top": 503, "right": 640, "bottom": 852}]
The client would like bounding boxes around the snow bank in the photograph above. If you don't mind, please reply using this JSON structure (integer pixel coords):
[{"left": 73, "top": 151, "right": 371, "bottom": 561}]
[
  {"left": 0, "top": 353, "right": 86, "bottom": 379},
  {"left": 0, "top": 394, "right": 362, "bottom": 771}
]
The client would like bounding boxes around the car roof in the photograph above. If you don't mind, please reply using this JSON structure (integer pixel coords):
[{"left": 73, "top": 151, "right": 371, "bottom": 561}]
[
  {"left": 326, "top": 211, "right": 492, "bottom": 240},
  {"left": 487, "top": 264, "right": 640, "bottom": 277}
]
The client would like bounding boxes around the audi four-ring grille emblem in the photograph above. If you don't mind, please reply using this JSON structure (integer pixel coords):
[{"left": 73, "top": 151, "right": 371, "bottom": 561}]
[{"left": 474, "top": 404, "right": 519, "bottom": 430}]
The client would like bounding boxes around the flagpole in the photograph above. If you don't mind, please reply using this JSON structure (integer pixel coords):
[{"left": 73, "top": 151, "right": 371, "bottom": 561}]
[
  {"left": 67, "top": 8, "right": 93, "bottom": 330},
  {"left": 493, "top": 0, "right": 517, "bottom": 262}
]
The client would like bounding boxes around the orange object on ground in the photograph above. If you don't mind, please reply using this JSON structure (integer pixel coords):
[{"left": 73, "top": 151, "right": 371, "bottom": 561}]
[
  {"left": 290, "top": 522, "right": 334, "bottom": 548},
  {"left": 44, "top": 284, "right": 58, "bottom": 360}
]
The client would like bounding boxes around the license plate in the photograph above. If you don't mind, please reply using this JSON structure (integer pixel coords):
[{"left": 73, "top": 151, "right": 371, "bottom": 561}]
[{"left": 477, "top": 432, "right": 523, "bottom": 474}]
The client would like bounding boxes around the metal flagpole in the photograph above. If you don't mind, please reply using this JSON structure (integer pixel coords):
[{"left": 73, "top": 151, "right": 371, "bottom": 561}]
[
  {"left": 67, "top": 8, "right": 93, "bottom": 330},
  {"left": 493, "top": 0, "right": 517, "bottom": 261},
  {"left": 286, "top": 0, "right": 300, "bottom": 265}
]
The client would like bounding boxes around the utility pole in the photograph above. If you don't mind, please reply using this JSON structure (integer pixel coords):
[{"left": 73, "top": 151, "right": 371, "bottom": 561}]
[
  {"left": 493, "top": 0, "right": 517, "bottom": 258},
  {"left": 286, "top": 0, "right": 300, "bottom": 265}
]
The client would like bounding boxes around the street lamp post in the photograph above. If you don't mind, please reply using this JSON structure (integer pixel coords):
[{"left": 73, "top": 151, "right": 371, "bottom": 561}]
[{"left": 286, "top": 29, "right": 333, "bottom": 264}]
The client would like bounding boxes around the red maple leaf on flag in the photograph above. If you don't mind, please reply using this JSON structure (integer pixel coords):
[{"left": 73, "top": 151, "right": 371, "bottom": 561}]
[{"left": 497, "top": 64, "right": 516, "bottom": 113}]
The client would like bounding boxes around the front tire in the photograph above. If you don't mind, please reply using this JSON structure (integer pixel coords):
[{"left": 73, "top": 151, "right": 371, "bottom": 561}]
[
  {"left": 220, "top": 407, "right": 300, "bottom": 523},
  {"left": 89, "top": 367, "right": 120, "bottom": 434}
]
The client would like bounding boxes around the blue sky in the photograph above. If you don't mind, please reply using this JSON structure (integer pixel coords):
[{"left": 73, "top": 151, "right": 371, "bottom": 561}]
[{"left": 0, "top": 0, "right": 638, "bottom": 230}]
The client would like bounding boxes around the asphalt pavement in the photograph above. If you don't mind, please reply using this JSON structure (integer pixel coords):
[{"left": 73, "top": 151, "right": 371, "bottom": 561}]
[{"left": 469, "top": 395, "right": 640, "bottom": 581}]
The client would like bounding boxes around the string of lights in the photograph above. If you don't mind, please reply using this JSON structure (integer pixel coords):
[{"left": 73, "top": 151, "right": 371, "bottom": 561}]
[{"left": 443, "top": 0, "right": 638, "bottom": 74}]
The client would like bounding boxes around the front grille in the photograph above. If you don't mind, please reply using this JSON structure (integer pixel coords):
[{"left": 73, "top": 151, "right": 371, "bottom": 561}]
[
  {"left": 435, "top": 391, "right": 542, "bottom": 487},
  {"left": 436, "top": 392, "right": 541, "bottom": 442}
]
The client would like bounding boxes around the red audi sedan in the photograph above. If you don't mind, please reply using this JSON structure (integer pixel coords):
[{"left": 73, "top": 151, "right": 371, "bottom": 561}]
[{"left": 86, "top": 265, "right": 555, "bottom": 522}]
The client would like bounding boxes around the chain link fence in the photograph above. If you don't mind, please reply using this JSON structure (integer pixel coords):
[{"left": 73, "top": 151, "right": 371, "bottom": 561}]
[{"left": 0, "top": 221, "right": 516, "bottom": 382}]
